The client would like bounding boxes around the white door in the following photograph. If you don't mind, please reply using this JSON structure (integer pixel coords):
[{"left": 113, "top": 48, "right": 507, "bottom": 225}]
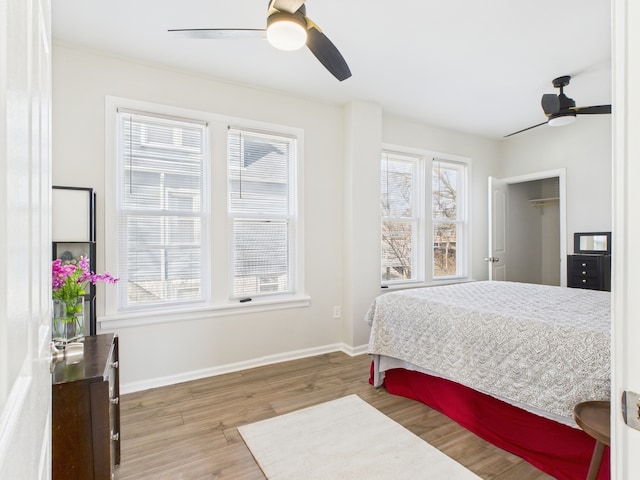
[
  {"left": 0, "top": 0, "right": 52, "bottom": 478},
  {"left": 612, "top": 0, "right": 640, "bottom": 477},
  {"left": 487, "top": 176, "right": 507, "bottom": 280}
]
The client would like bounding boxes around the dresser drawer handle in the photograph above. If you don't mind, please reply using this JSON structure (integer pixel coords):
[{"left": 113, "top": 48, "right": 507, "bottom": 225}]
[
  {"left": 111, "top": 431, "right": 119, "bottom": 442},
  {"left": 582, "top": 271, "right": 587, "bottom": 275},
  {"left": 581, "top": 262, "right": 587, "bottom": 267},
  {"left": 110, "top": 396, "right": 119, "bottom": 405},
  {"left": 110, "top": 361, "right": 119, "bottom": 369},
  {"left": 582, "top": 279, "right": 587, "bottom": 284}
]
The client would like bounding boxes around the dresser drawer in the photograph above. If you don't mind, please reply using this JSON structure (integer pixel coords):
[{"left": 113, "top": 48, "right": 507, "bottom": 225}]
[
  {"left": 567, "top": 254, "right": 611, "bottom": 291},
  {"left": 569, "top": 275, "right": 601, "bottom": 289},
  {"left": 569, "top": 256, "right": 599, "bottom": 272}
]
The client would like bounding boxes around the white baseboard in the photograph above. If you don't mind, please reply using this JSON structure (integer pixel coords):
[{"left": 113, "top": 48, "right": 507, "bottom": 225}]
[
  {"left": 345, "top": 343, "right": 369, "bottom": 356},
  {"left": 121, "top": 343, "right": 370, "bottom": 394}
]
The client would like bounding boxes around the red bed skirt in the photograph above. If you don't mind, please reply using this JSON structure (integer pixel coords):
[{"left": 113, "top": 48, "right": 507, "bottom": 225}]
[{"left": 372, "top": 366, "right": 610, "bottom": 480}]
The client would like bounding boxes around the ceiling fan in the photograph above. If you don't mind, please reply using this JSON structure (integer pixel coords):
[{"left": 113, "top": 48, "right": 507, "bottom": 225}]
[
  {"left": 168, "top": 0, "right": 351, "bottom": 81},
  {"left": 505, "top": 75, "right": 611, "bottom": 137}
]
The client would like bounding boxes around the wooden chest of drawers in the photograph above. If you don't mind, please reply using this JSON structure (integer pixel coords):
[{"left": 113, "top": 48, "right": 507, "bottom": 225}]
[
  {"left": 567, "top": 254, "right": 611, "bottom": 291},
  {"left": 52, "top": 333, "right": 120, "bottom": 479}
]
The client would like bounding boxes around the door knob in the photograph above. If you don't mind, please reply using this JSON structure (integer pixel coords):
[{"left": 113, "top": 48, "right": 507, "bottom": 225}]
[
  {"left": 49, "top": 341, "right": 84, "bottom": 372},
  {"left": 484, "top": 257, "right": 499, "bottom": 263}
]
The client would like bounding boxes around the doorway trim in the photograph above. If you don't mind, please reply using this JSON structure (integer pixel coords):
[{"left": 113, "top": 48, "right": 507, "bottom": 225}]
[{"left": 494, "top": 168, "right": 567, "bottom": 286}]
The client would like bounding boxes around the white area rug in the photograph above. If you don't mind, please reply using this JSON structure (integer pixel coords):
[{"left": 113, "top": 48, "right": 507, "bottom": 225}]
[{"left": 238, "top": 394, "right": 481, "bottom": 479}]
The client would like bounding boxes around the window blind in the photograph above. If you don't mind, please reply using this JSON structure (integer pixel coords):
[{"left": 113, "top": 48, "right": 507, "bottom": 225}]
[
  {"left": 381, "top": 151, "right": 419, "bottom": 283},
  {"left": 117, "top": 110, "right": 207, "bottom": 308},
  {"left": 228, "top": 128, "right": 296, "bottom": 298}
]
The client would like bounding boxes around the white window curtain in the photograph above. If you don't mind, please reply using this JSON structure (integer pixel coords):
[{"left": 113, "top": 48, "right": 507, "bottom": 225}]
[
  {"left": 227, "top": 128, "right": 297, "bottom": 299},
  {"left": 116, "top": 109, "right": 207, "bottom": 309}
]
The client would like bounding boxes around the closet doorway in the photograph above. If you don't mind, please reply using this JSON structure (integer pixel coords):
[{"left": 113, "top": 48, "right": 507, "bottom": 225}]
[{"left": 488, "top": 169, "right": 566, "bottom": 286}]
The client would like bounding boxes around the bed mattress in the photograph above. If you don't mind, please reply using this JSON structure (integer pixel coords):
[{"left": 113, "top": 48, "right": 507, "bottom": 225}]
[{"left": 366, "top": 281, "right": 611, "bottom": 425}]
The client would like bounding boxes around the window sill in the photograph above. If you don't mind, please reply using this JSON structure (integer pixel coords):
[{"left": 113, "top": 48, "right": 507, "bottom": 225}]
[
  {"left": 97, "top": 295, "right": 312, "bottom": 330},
  {"left": 381, "top": 278, "right": 474, "bottom": 292}
]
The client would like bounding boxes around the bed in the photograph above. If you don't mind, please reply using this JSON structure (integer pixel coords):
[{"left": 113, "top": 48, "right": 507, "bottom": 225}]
[{"left": 366, "top": 280, "right": 611, "bottom": 480}]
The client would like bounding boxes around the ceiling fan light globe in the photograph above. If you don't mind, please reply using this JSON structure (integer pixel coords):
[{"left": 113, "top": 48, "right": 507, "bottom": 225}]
[
  {"left": 548, "top": 113, "right": 576, "bottom": 127},
  {"left": 267, "top": 14, "right": 307, "bottom": 51}
]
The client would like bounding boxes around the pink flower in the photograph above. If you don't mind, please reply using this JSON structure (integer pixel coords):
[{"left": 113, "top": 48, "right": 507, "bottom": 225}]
[{"left": 52, "top": 256, "right": 119, "bottom": 312}]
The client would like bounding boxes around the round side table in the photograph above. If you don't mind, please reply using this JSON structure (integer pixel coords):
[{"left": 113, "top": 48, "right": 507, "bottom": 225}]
[{"left": 574, "top": 400, "right": 610, "bottom": 480}]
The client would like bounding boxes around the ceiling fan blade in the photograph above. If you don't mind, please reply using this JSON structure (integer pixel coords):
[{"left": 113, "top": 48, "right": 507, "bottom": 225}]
[
  {"left": 541, "top": 94, "right": 560, "bottom": 116},
  {"left": 273, "top": 0, "right": 306, "bottom": 14},
  {"left": 504, "top": 121, "right": 548, "bottom": 138},
  {"left": 574, "top": 104, "right": 612, "bottom": 115},
  {"left": 305, "top": 22, "right": 351, "bottom": 81},
  {"left": 168, "top": 28, "right": 266, "bottom": 40}
]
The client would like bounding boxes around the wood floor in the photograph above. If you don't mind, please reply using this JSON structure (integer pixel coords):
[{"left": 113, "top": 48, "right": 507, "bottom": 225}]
[{"left": 115, "top": 352, "right": 554, "bottom": 480}]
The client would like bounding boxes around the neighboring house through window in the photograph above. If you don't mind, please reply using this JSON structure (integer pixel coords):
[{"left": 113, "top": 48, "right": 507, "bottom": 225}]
[
  {"left": 104, "top": 98, "right": 307, "bottom": 327},
  {"left": 227, "top": 128, "right": 298, "bottom": 299},
  {"left": 116, "top": 109, "right": 207, "bottom": 309}
]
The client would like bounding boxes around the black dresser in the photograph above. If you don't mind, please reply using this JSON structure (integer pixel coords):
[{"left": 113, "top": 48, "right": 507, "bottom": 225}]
[{"left": 567, "top": 254, "right": 611, "bottom": 291}]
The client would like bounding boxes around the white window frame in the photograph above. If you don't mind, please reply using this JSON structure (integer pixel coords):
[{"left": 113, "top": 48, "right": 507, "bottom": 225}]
[
  {"left": 103, "top": 97, "right": 308, "bottom": 329},
  {"left": 380, "top": 150, "right": 425, "bottom": 286},
  {"left": 381, "top": 144, "right": 471, "bottom": 288},
  {"left": 431, "top": 158, "right": 469, "bottom": 281},
  {"left": 114, "top": 108, "right": 209, "bottom": 312},
  {"left": 227, "top": 127, "right": 298, "bottom": 301}
]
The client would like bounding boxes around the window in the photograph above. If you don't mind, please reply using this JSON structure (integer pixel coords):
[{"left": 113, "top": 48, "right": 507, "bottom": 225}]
[
  {"left": 116, "top": 110, "right": 207, "bottom": 309},
  {"left": 380, "top": 152, "right": 422, "bottom": 284},
  {"left": 432, "top": 159, "right": 467, "bottom": 279},
  {"left": 106, "top": 98, "right": 307, "bottom": 325},
  {"left": 381, "top": 148, "right": 469, "bottom": 286},
  {"left": 228, "top": 128, "right": 297, "bottom": 299}
]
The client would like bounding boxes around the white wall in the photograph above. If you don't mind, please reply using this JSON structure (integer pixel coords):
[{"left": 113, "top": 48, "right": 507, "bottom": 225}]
[
  {"left": 342, "top": 102, "right": 384, "bottom": 348},
  {"left": 539, "top": 178, "right": 561, "bottom": 285},
  {"left": 51, "top": 44, "right": 558, "bottom": 392},
  {"left": 507, "top": 181, "right": 544, "bottom": 283},
  {"left": 53, "top": 45, "right": 346, "bottom": 390},
  {"left": 499, "top": 115, "right": 612, "bottom": 254},
  {"left": 381, "top": 116, "right": 502, "bottom": 281},
  {"left": 500, "top": 178, "right": 560, "bottom": 286}
]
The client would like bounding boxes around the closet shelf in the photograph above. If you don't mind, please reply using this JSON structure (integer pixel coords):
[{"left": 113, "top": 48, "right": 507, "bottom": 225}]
[{"left": 529, "top": 197, "right": 559, "bottom": 207}]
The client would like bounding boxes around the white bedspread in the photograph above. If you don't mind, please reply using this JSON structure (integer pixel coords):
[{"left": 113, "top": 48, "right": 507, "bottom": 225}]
[{"left": 365, "top": 281, "right": 611, "bottom": 424}]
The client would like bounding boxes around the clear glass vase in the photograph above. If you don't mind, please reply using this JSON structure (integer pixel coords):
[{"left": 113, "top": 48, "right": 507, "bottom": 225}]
[{"left": 52, "top": 297, "right": 85, "bottom": 346}]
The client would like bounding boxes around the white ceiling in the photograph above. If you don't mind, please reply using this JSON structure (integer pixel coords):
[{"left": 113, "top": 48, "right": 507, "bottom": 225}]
[{"left": 52, "top": 0, "right": 612, "bottom": 139}]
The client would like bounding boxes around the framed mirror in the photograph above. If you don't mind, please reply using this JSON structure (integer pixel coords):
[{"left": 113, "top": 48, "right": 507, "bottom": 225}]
[{"left": 574, "top": 231, "right": 611, "bottom": 254}]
